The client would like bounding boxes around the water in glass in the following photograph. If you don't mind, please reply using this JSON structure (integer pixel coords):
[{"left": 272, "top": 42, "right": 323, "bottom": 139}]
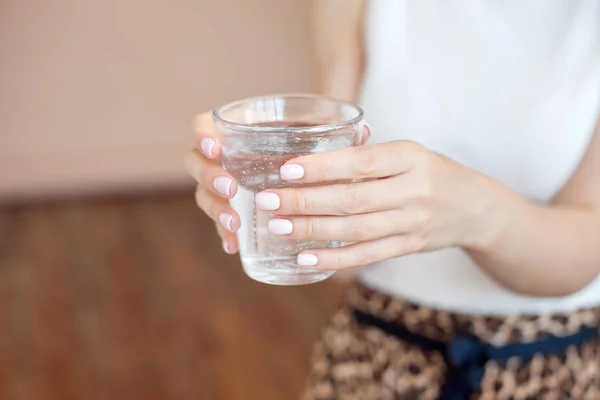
[{"left": 221, "top": 121, "right": 357, "bottom": 285}]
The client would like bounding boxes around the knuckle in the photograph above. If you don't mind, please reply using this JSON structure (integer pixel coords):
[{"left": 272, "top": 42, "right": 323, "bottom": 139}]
[
  {"left": 401, "top": 140, "right": 425, "bottom": 153},
  {"left": 354, "top": 150, "right": 377, "bottom": 177},
  {"left": 293, "top": 190, "right": 308, "bottom": 214},
  {"left": 304, "top": 218, "right": 319, "bottom": 240},
  {"left": 215, "top": 222, "right": 227, "bottom": 239},
  {"left": 195, "top": 186, "right": 224, "bottom": 221},
  {"left": 341, "top": 186, "right": 367, "bottom": 215},
  {"left": 413, "top": 208, "right": 433, "bottom": 230},
  {"left": 412, "top": 145, "right": 431, "bottom": 166},
  {"left": 397, "top": 140, "right": 429, "bottom": 168},
  {"left": 409, "top": 181, "right": 434, "bottom": 203},
  {"left": 199, "top": 167, "right": 213, "bottom": 189},
  {"left": 195, "top": 186, "right": 212, "bottom": 214}
]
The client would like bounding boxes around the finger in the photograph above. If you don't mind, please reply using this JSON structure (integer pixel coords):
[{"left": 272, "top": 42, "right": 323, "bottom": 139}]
[
  {"left": 360, "top": 123, "right": 371, "bottom": 145},
  {"left": 195, "top": 185, "right": 241, "bottom": 232},
  {"left": 216, "top": 222, "right": 239, "bottom": 254},
  {"left": 255, "top": 176, "right": 405, "bottom": 216},
  {"left": 196, "top": 135, "right": 222, "bottom": 160},
  {"left": 186, "top": 150, "right": 238, "bottom": 198},
  {"left": 194, "top": 112, "right": 222, "bottom": 139},
  {"left": 194, "top": 112, "right": 223, "bottom": 160},
  {"left": 278, "top": 140, "right": 425, "bottom": 183},
  {"left": 295, "top": 234, "right": 425, "bottom": 270},
  {"left": 266, "top": 208, "right": 428, "bottom": 242}
]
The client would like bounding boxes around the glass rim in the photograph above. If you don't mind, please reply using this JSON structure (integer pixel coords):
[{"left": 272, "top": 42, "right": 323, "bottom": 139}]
[{"left": 211, "top": 93, "right": 364, "bottom": 134}]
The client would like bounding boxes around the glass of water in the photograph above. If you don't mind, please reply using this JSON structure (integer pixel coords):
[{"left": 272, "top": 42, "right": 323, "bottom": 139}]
[{"left": 213, "top": 94, "right": 364, "bottom": 285}]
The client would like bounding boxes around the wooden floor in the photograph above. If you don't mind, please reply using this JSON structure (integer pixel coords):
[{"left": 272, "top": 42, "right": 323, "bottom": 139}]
[{"left": 0, "top": 192, "right": 345, "bottom": 400}]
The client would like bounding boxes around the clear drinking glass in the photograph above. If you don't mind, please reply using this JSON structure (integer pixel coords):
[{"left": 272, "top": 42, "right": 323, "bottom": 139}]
[{"left": 213, "top": 94, "right": 364, "bottom": 285}]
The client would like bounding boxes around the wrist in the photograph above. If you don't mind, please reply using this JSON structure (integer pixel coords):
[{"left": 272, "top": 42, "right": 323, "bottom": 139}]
[{"left": 460, "top": 172, "right": 527, "bottom": 253}]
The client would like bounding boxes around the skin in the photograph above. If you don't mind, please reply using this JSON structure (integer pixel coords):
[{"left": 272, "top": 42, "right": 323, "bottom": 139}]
[{"left": 186, "top": 0, "right": 600, "bottom": 297}]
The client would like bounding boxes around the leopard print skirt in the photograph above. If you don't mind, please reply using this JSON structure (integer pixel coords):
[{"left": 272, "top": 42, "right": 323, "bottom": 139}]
[{"left": 302, "top": 282, "right": 600, "bottom": 400}]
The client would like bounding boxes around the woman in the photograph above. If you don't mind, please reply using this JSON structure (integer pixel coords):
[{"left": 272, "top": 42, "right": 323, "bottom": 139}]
[{"left": 186, "top": 1, "right": 600, "bottom": 398}]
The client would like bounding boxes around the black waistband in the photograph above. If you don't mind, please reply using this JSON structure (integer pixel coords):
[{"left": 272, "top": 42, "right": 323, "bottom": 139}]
[{"left": 353, "top": 308, "right": 599, "bottom": 400}]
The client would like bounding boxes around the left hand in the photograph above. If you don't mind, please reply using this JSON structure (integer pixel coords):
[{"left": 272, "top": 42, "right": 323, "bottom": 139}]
[{"left": 256, "top": 141, "right": 497, "bottom": 270}]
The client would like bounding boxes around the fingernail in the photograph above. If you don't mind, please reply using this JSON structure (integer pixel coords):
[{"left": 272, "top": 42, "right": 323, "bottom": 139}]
[
  {"left": 218, "top": 212, "right": 233, "bottom": 231},
  {"left": 268, "top": 219, "right": 293, "bottom": 235},
  {"left": 222, "top": 240, "right": 231, "bottom": 254},
  {"left": 297, "top": 253, "right": 318, "bottom": 266},
  {"left": 280, "top": 164, "right": 305, "bottom": 180},
  {"left": 362, "top": 123, "right": 372, "bottom": 143},
  {"left": 255, "top": 192, "right": 280, "bottom": 211},
  {"left": 213, "top": 176, "right": 233, "bottom": 196},
  {"left": 200, "top": 138, "right": 215, "bottom": 157}
]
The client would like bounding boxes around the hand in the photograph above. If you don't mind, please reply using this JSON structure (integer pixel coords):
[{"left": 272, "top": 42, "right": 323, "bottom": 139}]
[
  {"left": 185, "top": 112, "right": 240, "bottom": 254},
  {"left": 184, "top": 112, "right": 372, "bottom": 255},
  {"left": 257, "top": 141, "right": 497, "bottom": 269}
]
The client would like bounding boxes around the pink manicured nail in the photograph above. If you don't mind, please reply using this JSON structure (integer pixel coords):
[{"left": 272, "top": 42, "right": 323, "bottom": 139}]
[
  {"left": 280, "top": 164, "right": 305, "bottom": 180},
  {"left": 297, "top": 253, "right": 318, "bottom": 266},
  {"left": 255, "top": 192, "right": 280, "bottom": 211},
  {"left": 213, "top": 176, "right": 233, "bottom": 196},
  {"left": 218, "top": 212, "right": 233, "bottom": 231},
  {"left": 200, "top": 138, "right": 215, "bottom": 157},
  {"left": 268, "top": 219, "right": 293, "bottom": 235},
  {"left": 222, "top": 240, "right": 231, "bottom": 254},
  {"left": 362, "top": 123, "right": 372, "bottom": 143}
]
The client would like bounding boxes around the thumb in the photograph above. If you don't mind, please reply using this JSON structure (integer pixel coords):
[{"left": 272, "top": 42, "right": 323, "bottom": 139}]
[{"left": 360, "top": 122, "right": 372, "bottom": 145}]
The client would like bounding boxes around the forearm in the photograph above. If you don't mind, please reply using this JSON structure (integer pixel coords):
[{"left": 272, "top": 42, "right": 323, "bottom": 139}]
[
  {"left": 316, "top": 58, "right": 362, "bottom": 102},
  {"left": 467, "top": 177, "right": 600, "bottom": 297},
  {"left": 310, "top": 0, "right": 365, "bottom": 101}
]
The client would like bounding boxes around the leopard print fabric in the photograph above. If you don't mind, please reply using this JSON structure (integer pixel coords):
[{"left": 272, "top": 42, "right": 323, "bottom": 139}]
[{"left": 302, "top": 282, "right": 600, "bottom": 400}]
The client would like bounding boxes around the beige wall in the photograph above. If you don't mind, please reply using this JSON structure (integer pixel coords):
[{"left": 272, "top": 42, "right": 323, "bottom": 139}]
[{"left": 0, "top": 0, "right": 312, "bottom": 201}]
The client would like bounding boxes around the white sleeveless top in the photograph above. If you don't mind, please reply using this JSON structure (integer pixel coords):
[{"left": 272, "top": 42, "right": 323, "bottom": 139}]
[{"left": 358, "top": 0, "right": 600, "bottom": 315}]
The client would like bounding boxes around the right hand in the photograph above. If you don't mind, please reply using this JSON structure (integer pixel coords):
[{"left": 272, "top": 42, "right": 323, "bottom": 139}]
[{"left": 185, "top": 112, "right": 240, "bottom": 254}]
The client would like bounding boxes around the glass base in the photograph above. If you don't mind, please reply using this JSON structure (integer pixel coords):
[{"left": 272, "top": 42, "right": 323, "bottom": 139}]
[{"left": 241, "top": 255, "right": 335, "bottom": 286}]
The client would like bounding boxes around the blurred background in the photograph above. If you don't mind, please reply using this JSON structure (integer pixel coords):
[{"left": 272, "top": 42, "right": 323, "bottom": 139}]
[{"left": 0, "top": 1, "right": 344, "bottom": 399}]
